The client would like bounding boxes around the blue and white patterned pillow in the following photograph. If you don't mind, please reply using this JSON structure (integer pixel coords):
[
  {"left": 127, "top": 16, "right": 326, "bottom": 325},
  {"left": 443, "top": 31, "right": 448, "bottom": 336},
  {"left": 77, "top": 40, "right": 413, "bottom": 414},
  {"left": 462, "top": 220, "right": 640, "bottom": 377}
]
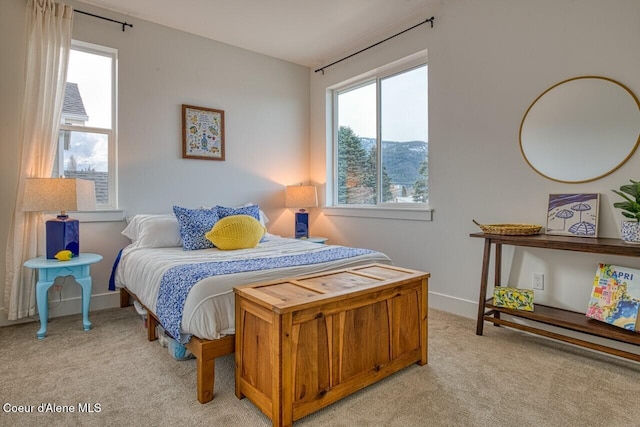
[
  {"left": 216, "top": 204, "right": 265, "bottom": 241},
  {"left": 173, "top": 206, "right": 219, "bottom": 250},
  {"left": 216, "top": 204, "right": 261, "bottom": 221}
]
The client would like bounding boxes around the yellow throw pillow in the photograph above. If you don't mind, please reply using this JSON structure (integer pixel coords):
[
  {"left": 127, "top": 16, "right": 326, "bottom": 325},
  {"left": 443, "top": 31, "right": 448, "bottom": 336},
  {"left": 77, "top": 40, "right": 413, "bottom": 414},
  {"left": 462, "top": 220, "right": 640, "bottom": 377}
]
[{"left": 205, "top": 215, "right": 266, "bottom": 250}]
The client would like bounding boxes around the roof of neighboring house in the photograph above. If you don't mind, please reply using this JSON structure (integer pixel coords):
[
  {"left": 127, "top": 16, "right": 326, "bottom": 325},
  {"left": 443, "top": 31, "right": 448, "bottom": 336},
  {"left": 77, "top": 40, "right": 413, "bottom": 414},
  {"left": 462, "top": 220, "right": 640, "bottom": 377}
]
[
  {"left": 64, "top": 171, "right": 109, "bottom": 205},
  {"left": 62, "top": 82, "right": 88, "bottom": 119}
]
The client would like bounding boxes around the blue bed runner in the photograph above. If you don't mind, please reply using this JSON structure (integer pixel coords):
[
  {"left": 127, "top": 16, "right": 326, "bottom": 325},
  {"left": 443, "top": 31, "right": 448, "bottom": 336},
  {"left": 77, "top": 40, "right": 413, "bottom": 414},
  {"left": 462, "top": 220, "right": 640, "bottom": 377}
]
[
  {"left": 108, "top": 248, "right": 124, "bottom": 291},
  {"left": 156, "top": 247, "right": 374, "bottom": 342}
]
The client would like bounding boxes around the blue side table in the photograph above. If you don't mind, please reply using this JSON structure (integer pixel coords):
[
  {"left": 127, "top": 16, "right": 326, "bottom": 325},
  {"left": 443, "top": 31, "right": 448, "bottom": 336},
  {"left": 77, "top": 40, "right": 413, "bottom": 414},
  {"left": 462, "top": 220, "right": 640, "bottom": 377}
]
[{"left": 24, "top": 253, "right": 103, "bottom": 339}]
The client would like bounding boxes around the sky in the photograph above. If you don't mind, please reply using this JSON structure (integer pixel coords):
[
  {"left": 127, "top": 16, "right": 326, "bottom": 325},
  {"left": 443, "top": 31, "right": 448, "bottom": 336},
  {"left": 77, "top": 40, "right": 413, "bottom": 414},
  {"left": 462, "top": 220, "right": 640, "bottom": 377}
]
[
  {"left": 338, "top": 65, "right": 428, "bottom": 142},
  {"left": 64, "top": 49, "right": 112, "bottom": 172},
  {"left": 67, "top": 49, "right": 112, "bottom": 128}
]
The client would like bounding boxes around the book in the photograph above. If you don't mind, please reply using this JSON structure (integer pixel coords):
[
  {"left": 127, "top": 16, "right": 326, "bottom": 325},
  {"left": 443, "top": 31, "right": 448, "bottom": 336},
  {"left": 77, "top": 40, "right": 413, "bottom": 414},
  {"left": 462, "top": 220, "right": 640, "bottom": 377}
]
[
  {"left": 493, "top": 287, "right": 534, "bottom": 311},
  {"left": 586, "top": 263, "right": 640, "bottom": 332}
]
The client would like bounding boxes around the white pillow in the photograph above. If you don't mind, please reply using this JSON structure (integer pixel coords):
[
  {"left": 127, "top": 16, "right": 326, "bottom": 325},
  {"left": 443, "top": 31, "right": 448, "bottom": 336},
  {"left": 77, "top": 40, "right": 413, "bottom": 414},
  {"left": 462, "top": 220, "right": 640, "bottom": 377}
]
[
  {"left": 138, "top": 216, "right": 183, "bottom": 248},
  {"left": 122, "top": 215, "right": 146, "bottom": 241},
  {"left": 122, "top": 214, "right": 172, "bottom": 241},
  {"left": 122, "top": 214, "right": 182, "bottom": 248}
]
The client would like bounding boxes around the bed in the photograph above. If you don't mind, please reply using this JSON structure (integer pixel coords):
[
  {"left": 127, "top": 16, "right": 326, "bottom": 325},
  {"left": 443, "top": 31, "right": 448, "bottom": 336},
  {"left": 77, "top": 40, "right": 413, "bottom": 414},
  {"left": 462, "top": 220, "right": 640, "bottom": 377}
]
[{"left": 112, "top": 207, "right": 392, "bottom": 403}]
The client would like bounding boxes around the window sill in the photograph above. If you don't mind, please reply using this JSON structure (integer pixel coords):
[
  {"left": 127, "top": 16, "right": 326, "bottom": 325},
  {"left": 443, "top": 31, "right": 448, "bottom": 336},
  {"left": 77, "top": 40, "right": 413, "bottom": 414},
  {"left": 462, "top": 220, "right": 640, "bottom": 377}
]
[
  {"left": 323, "top": 206, "right": 432, "bottom": 221},
  {"left": 43, "top": 210, "right": 125, "bottom": 223}
]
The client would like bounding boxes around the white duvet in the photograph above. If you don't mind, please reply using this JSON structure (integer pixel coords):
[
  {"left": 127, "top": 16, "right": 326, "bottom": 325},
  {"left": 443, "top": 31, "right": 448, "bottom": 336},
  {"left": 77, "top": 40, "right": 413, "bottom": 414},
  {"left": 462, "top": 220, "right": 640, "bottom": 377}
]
[{"left": 115, "top": 236, "right": 391, "bottom": 340}]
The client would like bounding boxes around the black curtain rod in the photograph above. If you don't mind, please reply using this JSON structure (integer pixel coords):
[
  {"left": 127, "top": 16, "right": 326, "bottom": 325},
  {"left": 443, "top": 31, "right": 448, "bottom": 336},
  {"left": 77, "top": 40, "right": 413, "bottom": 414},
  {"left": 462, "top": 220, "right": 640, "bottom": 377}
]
[
  {"left": 75, "top": 9, "right": 133, "bottom": 32},
  {"left": 315, "top": 16, "right": 434, "bottom": 75}
]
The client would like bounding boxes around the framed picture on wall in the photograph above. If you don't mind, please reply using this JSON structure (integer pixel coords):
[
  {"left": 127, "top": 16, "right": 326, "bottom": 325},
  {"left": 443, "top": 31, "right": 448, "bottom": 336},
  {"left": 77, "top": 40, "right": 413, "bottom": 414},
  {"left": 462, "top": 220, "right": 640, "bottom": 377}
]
[
  {"left": 182, "top": 104, "right": 225, "bottom": 160},
  {"left": 546, "top": 193, "right": 599, "bottom": 237}
]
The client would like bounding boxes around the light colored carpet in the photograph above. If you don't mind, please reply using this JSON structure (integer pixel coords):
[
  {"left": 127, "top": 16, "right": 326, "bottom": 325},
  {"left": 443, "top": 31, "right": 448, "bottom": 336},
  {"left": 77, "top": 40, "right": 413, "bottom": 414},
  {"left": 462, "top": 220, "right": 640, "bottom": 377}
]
[{"left": 1, "top": 307, "right": 639, "bottom": 426}]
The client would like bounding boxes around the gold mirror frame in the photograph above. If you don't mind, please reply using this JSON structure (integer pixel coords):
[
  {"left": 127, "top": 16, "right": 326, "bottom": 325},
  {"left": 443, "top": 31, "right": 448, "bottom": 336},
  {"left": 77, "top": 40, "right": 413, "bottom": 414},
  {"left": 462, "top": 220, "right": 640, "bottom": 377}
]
[{"left": 520, "top": 76, "right": 640, "bottom": 183}]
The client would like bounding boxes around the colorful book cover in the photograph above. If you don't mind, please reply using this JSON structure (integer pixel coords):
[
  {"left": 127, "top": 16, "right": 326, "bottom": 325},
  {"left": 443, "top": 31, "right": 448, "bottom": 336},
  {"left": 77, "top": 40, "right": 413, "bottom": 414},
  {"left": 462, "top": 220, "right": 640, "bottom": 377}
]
[
  {"left": 493, "top": 287, "right": 534, "bottom": 311},
  {"left": 586, "top": 264, "right": 640, "bottom": 332}
]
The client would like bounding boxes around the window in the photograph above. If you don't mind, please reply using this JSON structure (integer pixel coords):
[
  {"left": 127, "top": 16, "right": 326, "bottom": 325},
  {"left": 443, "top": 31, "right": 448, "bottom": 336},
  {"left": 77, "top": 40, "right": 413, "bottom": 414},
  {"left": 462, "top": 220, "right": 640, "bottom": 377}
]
[
  {"left": 55, "top": 40, "right": 117, "bottom": 209},
  {"left": 334, "top": 63, "right": 428, "bottom": 207}
]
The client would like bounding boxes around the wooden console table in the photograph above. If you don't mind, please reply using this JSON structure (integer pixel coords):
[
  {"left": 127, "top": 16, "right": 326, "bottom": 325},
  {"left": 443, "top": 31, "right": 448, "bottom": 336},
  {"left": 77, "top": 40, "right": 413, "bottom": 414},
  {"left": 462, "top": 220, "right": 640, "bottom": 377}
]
[{"left": 471, "top": 232, "right": 640, "bottom": 362}]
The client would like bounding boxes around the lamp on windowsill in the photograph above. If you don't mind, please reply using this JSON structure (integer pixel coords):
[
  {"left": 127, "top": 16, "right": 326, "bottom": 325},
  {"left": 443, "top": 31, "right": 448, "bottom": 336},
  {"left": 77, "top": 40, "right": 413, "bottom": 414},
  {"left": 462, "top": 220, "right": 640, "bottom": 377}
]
[
  {"left": 285, "top": 184, "right": 318, "bottom": 239},
  {"left": 23, "top": 178, "right": 96, "bottom": 259}
]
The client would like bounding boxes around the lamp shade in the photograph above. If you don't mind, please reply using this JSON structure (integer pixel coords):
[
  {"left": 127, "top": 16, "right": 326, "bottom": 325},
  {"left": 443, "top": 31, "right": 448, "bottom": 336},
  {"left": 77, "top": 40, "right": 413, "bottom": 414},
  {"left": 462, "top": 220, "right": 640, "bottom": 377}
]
[
  {"left": 285, "top": 185, "right": 318, "bottom": 209},
  {"left": 23, "top": 178, "right": 96, "bottom": 215}
]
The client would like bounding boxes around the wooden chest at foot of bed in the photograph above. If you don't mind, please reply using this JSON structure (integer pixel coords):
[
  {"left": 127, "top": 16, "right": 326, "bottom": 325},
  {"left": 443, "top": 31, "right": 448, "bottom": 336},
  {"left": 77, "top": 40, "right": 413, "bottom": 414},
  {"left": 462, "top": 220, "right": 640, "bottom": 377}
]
[{"left": 234, "top": 263, "right": 430, "bottom": 426}]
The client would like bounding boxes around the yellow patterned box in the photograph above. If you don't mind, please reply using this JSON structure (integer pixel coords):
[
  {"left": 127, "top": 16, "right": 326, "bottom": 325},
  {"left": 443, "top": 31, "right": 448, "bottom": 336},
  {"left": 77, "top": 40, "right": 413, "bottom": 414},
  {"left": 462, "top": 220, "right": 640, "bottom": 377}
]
[{"left": 492, "top": 287, "right": 534, "bottom": 311}]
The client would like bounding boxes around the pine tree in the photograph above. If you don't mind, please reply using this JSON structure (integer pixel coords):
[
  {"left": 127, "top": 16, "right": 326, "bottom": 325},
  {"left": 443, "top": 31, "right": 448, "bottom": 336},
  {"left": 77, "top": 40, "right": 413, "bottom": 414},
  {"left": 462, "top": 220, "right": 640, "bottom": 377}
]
[
  {"left": 368, "top": 145, "right": 393, "bottom": 202},
  {"left": 412, "top": 159, "right": 429, "bottom": 202},
  {"left": 363, "top": 145, "right": 377, "bottom": 204},
  {"left": 337, "top": 126, "right": 371, "bottom": 204},
  {"left": 382, "top": 168, "right": 393, "bottom": 202},
  {"left": 67, "top": 155, "right": 77, "bottom": 172},
  {"left": 337, "top": 125, "right": 395, "bottom": 204}
]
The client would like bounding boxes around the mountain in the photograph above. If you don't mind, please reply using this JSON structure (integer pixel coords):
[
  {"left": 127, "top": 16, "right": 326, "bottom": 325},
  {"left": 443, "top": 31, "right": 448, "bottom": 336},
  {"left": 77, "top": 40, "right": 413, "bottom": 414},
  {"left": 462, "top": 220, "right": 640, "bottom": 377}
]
[{"left": 359, "top": 137, "right": 428, "bottom": 186}]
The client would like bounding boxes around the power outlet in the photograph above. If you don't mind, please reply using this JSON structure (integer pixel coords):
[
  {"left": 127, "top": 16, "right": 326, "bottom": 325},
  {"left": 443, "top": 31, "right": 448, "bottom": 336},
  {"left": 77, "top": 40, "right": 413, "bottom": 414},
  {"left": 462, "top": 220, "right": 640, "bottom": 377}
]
[{"left": 532, "top": 273, "right": 544, "bottom": 290}]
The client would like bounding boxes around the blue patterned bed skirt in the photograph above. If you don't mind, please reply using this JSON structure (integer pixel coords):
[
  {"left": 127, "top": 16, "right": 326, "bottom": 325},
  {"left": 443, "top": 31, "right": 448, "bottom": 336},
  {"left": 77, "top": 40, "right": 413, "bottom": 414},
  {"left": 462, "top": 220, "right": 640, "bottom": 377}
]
[{"left": 156, "top": 247, "right": 374, "bottom": 342}]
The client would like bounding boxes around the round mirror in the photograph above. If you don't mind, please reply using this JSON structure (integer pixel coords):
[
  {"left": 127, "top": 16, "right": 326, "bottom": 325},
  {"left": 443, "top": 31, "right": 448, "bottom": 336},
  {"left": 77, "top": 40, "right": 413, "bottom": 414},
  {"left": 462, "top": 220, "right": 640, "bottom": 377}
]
[{"left": 520, "top": 76, "right": 640, "bottom": 183}]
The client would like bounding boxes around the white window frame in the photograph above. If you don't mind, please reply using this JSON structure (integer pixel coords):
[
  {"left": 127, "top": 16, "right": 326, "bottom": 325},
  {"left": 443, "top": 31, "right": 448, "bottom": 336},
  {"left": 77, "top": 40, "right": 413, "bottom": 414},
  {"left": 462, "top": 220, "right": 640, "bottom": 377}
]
[
  {"left": 327, "top": 53, "right": 432, "bottom": 221},
  {"left": 57, "top": 40, "right": 118, "bottom": 212}
]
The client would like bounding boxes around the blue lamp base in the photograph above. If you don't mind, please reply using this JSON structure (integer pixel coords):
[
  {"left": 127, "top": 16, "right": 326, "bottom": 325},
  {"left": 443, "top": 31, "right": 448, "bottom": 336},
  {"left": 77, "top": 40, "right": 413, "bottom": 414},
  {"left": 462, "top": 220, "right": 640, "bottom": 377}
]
[
  {"left": 294, "top": 211, "right": 309, "bottom": 239},
  {"left": 46, "top": 217, "right": 80, "bottom": 259}
]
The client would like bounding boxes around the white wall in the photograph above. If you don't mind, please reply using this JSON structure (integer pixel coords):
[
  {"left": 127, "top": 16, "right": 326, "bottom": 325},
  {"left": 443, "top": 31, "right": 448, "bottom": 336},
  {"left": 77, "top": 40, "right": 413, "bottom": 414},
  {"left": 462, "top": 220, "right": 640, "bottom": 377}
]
[
  {"left": 0, "top": 0, "right": 309, "bottom": 325},
  {"left": 310, "top": 0, "right": 640, "bottom": 351},
  {"left": 3, "top": 0, "right": 640, "bottom": 357}
]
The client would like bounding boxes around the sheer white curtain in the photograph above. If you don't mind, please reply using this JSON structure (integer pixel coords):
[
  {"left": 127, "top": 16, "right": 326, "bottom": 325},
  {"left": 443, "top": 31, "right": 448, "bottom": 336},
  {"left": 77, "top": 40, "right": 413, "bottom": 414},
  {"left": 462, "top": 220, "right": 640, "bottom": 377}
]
[{"left": 4, "top": 0, "right": 73, "bottom": 320}]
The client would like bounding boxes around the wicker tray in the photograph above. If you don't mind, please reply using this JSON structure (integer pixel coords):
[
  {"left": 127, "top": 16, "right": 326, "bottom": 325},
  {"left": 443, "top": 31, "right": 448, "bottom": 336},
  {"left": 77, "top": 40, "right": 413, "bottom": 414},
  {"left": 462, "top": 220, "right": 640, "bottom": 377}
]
[{"left": 473, "top": 220, "right": 542, "bottom": 236}]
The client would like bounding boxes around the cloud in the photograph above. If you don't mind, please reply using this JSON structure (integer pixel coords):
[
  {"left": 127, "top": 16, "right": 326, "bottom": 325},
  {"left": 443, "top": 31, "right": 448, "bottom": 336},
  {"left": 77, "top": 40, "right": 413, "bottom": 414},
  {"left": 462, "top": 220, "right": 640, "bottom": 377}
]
[{"left": 66, "top": 132, "right": 108, "bottom": 172}]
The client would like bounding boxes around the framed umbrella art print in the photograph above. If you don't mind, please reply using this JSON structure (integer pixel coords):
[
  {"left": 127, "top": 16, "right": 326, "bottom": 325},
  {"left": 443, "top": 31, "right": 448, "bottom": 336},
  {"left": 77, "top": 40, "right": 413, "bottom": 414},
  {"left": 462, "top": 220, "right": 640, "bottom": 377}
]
[
  {"left": 182, "top": 104, "right": 225, "bottom": 161},
  {"left": 546, "top": 193, "right": 599, "bottom": 237}
]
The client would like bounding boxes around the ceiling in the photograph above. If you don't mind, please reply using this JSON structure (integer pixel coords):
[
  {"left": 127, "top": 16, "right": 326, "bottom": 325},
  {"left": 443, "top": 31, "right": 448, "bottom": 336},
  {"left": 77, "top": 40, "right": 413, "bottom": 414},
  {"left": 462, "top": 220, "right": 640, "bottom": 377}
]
[{"left": 75, "top": 0, "right": 439, "bottom": 68}]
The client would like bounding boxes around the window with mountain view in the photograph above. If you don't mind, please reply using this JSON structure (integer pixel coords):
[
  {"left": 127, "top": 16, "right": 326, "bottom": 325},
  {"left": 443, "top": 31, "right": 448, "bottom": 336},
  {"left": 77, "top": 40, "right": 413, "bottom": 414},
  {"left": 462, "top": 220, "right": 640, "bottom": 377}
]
[
  {"left": 335, "top": 63, "right": 428, "bottom": 206},
  {"left": 55, "top": 40, "right": 117, "bottom": 209}
]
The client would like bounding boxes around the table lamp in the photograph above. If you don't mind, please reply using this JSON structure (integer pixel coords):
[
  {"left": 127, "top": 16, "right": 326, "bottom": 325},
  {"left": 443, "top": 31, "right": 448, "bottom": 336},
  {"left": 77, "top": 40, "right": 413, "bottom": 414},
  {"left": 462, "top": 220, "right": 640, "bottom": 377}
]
[
  {"left": 23, "top": 178, "right": 96, "bottom": 259},
  {"left": 285, "top": 184, "right": 318, "bottom": 239}
]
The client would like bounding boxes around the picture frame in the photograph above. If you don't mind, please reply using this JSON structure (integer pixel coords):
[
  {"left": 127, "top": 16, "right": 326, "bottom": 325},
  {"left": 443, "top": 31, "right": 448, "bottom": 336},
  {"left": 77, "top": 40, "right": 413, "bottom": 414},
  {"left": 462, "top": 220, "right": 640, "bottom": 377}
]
[
  {"left": 546, "top": 193, "right": 599, "bottom": 237},
  {"left": 182, "top": 104, "right": 225, "bottom": 160}
]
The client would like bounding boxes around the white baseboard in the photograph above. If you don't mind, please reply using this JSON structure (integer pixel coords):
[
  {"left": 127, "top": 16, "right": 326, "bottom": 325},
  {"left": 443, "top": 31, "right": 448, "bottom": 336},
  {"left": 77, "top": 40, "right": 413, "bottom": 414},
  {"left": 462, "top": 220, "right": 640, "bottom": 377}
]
[
  {"left": 0, "top": 292, "right": 121, "bottom": 328},
  {"left": 428, "top": 290, "right": 477, "bottom": 319}
]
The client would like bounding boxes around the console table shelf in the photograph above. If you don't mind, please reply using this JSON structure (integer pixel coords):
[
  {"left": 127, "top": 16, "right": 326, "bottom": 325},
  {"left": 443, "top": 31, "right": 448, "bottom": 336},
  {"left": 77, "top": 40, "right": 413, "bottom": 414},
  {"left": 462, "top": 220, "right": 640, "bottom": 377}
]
[{"left": 471, "top": 232, "right": 640, "bottom": 362}]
